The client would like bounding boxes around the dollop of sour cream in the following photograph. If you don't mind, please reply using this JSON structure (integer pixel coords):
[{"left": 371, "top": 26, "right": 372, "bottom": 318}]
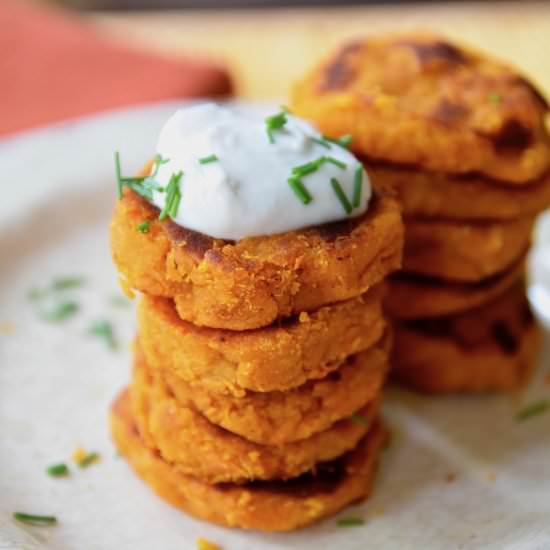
[{"left": 150, "top": 102, "right": 371, "bottom": 240}]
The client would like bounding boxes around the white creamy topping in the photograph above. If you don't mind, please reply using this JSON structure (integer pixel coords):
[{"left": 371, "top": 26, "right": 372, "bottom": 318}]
[{"left": 150, "top": 102, "right": 371, "bottom": 240}]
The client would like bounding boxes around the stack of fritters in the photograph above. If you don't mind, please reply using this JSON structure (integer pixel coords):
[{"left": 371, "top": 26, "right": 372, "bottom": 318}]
[
  {"left": 109, "top": 180, "right": 404, "bottom": 531},
  {"left": 292, "top": 32, "right": 550, "bottom": 393}
]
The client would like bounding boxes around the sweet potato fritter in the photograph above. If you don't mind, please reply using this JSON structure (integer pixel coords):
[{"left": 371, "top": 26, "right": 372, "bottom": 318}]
[
  {"left": 291, "top": 32, "right": 550, "bottom": 184},
  {"left": 386, "top": 256, "right": 525, "bottom": 320},
  {"left": 370, "top": 162, "right": 550, "bottom": 221},
  {"left": 131, "top": 345, "right": 378, "bottom": 483},
  {"left": 111, "top": 390, "right": 386, "bottom": 532},
  {"left": 403, "top": 215, "right": 533, "bottom": 282},
  {"left": 138, "top": 285, "right": 386, "bottom": 396},
  {"left": 161, "top": 338, "right": 388, "bottom": 445},
  {"left": 392, "top": 283, "right": 540, "bottom": 392},
  {"left": 110, "top": 188, "right": 403, "bottom": 330}
]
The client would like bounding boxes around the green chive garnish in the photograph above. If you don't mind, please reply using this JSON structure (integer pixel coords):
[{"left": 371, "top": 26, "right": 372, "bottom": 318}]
[
  {"left": 353, "top": 166, "right": 363, "bottom": 208},
  {"left": 51, "top": 276, "right": 85, "bottom": 291},
  {"left": 292, "top": 158, "right": 324, "bottom": 178},
  {"left": 337, "top": 517, "right": 364, "bottom": 527},
  {"left": 265, "top": 112, "right": 288, "bottom": 144},
  {"left": 13, "top": 512, "right": 57, "bottom": 526},
  {"left": 488, "top": 92, "right": 502, "bottom": 105},
  {"left": 88, "top": 320, "right": 117, "bottom": 351},
  {"left": 516, "top": 400, "right": 549, "bottom": 421},
  {"left": 199, "top": 154, "right": 219, "bottom": 165},
  {"left": 115, "top": 151, "right": 123, "bottom": 199},
  {"left": 324, "top": 156, "right": 347, "bottom": 170},
  {"left": 288, "top": 178, "right": 312, "bottom": 205},
  {"left": 331, "top": 178, "right": 353, "bottom": 215},
  {"left": 41, "top": 301, "right": 79, "bottom": 323},
  {"left": 47, "top": 463, "right": 69, "bottom": 477},
  {"left": 351, "top": 412, "right": 370, "bottom": 428},
  {"left": 115, "top": 152, "right": 169, "bottom": 201},
  {"left": 158, "top": 171, "right": 183, "bottom": 221},
  {"left": 136, "top": 221, "right": 150, "bottom": 233},
  {"left": 324, "top": 134, "right": 353, "bottom": 149},
  {"left": 312, "top": 137, "right": 332, "bottom": 149},
  {"left": 78, "top": 452, "right": 100, "bottom": 468}
]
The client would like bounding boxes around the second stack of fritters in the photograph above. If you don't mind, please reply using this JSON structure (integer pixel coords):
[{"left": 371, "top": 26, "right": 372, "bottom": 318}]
[{"left": 292, "top": 32, "right": 549, "bottom": 392}]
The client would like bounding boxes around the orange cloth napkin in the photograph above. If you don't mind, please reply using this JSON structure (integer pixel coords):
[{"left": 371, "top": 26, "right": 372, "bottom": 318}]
[{"left": 0, "top": 1, "right": 232, "bottom": 137}]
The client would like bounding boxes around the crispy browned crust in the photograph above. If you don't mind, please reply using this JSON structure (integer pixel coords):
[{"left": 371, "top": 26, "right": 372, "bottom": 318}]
[
  {"left": 161, "top": 338, "right": 389, "bottom": 445},
  {"left": 291, "top": 32, "right": 550, "bottom": 184},
  {"left": 111, "top": 390, "right": 386, "bottom": 532},
  {"left": 402, "top": 215, "right": 533, "bottom": 282},
  {"left": 130, "top": 344, "right": 379, "bottom": 483},
  {"left": 138, "top": 285, "right": 386, "bottom": 396},
  {"left": 386, "top": 257, "right": 525, "bottom": 320},
  {"left": 110, "top": 188, "right": 403, "bottom": 330},
  {"left": 369, "top": 162, "right": 550, "bottom": 221},
  {"left": 392, "top": 284, "right": 540, "bottom": 393}
]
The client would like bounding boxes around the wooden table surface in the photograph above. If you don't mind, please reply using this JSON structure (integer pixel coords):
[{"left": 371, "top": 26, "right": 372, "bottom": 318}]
[{"left": 91, "top": 2, "right": 550, "bottom": 100}]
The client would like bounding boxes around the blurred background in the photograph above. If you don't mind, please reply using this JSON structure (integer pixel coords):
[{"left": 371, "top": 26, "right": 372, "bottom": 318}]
[{"left": 2, "top": 0, "right": 549, "bottom": 136}]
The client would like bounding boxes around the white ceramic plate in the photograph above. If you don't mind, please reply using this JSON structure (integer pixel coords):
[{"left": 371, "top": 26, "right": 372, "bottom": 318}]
[{"left": 1, "top": 102, "right": 550, "bottom": 550}]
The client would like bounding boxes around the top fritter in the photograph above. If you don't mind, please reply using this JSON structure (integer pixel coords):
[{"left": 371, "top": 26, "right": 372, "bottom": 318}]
[
  {"left": 111, "top": 103, "right": 403, "bottom": 330},
  {"left": 291, "top": 32, "right": 550, "bottom": 184}
]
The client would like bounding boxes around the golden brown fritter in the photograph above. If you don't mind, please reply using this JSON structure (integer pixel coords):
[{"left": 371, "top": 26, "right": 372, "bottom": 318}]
[
  {"left": 392, "top": 283, "right": 540, "bottom": 392},
  {"left": 111, "top": 390, "right": 386, "bottom": 532},
  {"left": 131, "top": 345, "right": 378, "bottom": 483},
  {"left": 138, "top": 286, "right": 386, "bottom": 396},
  {"left": 162, "top": 338, "right": 389, "bottom": 445},
  {"left": 370, "top": 162, "right": 550, "bottom": 221},
  {"left": 110, "top": 187, "right": 403, "bottom": 330},
  {"left": 291, "top": 32, "right": 550, "bottom": 184},
  {"left": 386, "top": 257, "right": 525, "bottom": 320},
  {"left": 403, "top": 215, "right": 533, "bottom": 282}
]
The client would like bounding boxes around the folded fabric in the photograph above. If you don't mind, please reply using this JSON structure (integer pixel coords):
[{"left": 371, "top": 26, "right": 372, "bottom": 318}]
[{"left": 0, "top": 1, "right": 232, "bottom": 137}]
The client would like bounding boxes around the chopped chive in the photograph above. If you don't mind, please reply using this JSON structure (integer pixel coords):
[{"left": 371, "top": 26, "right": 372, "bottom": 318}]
[
  {"left": 13, "top": 512, "right": 57, "bottom": 526},
  {"left": 88, "top": 320, "right": 117, "bottom": 351},
  {"left": 265, "top": 112, "right": 288, "bottom": 144},
  {"left": 324, "top": 156, "right": 347, "bottom": 170},
  {"left": 78, "top": 452, "right": 100, "bottom": 468},
  {"left": 337, "top": 517, "right": 364, "bottom": 527},
  {"left": 488, "top": 92, "right": 502, "bottom": 105},
  {"left": 136, "top": 221, "right": 151, "bottom": 233},
  {"left": 199, "top": 154, "right": 219, "bottom": 165},
  {"left": 47, "top": 463, "right": 69, "bottom": 477},
  {"left": 516, "top": 400, "right": 549, "bottom": 421},
  {"left": 331, "top": 178, "right": 353, "bottom": 215},
  {"left": 312, "top": 137, "right": 332, "bottom": 149},
  {"left": 52, "top": 276, "right": 85, "bottom": 291},
  {"left": 115, "top": 151, "right": 123, "bottom": 199},
  {"left": 352, "top": 166, "right": 363, "bottom": 208},
  {"left": 292, "top": 158, "right": 324, "bottom": 177},
  {"left": 41, "top": 301, "right": 79, "bottom": 322},
  {"left": 288, "top": 178, "right": 312, "bottom": 205},
  {"left": 324, "top": 134, "right": 353, "bottom": 149},
  {"left": 351, "top": 412, "right": 370, "bottom": 428},
  {"left": 158, "top": 172, "right": 183, "bottom": 221}
]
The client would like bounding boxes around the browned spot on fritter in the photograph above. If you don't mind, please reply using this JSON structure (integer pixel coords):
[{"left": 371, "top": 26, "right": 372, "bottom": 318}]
[
  {"left": 319, "top": 41, "right": 362, "bottom": 91},
  {"left": 430, "top": 98, "right": 470, "bottom": 126},
  {"left": 316, "top": 219, "right": 354, "bottom": 242},
  {"left": 216, "top": 452, "right": 349, "bottom": 496},
  {"left": 397, "top": 39, "right": 467, "bottom": 68},
  {"left": 491, "top": 320, "right": 519, "bottom": 354},
  {"left": 487, "top": 119, "right": 533, "bottom": 151},
  {"left": 165, "top": 221, "right": 215, "bottom": 260}
]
